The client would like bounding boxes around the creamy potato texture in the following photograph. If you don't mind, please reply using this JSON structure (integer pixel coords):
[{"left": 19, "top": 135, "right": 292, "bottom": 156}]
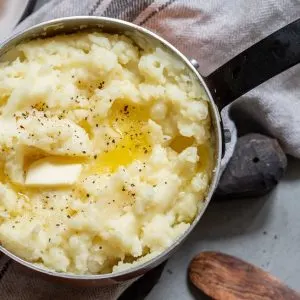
[{"left": 0, "top": 32, "right": 214, "bottom": 274}]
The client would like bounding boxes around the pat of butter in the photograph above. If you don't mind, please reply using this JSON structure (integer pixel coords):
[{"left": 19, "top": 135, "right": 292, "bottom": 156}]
[{"left": 25, "top": 157, "right": 82, "bottom": 186}]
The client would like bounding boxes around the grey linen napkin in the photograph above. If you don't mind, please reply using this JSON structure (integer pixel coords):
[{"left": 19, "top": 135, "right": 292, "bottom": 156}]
[{"left": 0, "top": 0, "right": 299, "bottom": 299}]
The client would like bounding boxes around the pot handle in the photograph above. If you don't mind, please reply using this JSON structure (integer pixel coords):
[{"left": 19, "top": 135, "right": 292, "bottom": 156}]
[{"left": 204, "top": 18, "right": 300, "bottom": 110}]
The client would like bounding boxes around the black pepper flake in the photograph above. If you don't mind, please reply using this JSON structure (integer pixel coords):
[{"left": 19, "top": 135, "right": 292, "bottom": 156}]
[
  {"left": 165, "top": 181, "right": 167, "bottom": 184},
  {"left": 98, "top": 81, "right": 105, "bottom": 89},
  {"left": 96, "top": 124, "right": 99, "bottom": 128},
  {"left": 122, "top": 186, "right": 126, "bottom": 192},
  {"left": 94, "top": 155, "right": 98, "bottom": 159},
  {"left": 56, "top": 224, "right": 60, "bottom": 227},
  {"left": 82, "top": 151, "right": 86, "bottom": 154},
  {"left": 112, "top": 139, "right": 115, "bottom": 144},
  {"left": 86, "top": 193, "right": 90, "bottom": 198},
  {"left": 67, "top": 215, "right": 71, "bottom": 219},
  {"left": 131, "top": 183, "right": 135, "bottom": 187}
]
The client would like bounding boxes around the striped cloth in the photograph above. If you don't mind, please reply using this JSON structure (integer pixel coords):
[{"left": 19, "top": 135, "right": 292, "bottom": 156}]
[{"left": 1, "top": 0, "right": 300, "bottom": 299}]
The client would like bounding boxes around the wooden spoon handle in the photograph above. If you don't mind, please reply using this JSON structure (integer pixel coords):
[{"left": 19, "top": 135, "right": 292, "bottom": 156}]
[{"left": 189, "top": 251, "right": 300, "bottom": 300}]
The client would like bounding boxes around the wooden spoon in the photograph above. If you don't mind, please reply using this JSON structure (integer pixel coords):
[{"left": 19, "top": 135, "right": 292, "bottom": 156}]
[{"left": 189, "top": 251, "right": 300, "bottom": 300}]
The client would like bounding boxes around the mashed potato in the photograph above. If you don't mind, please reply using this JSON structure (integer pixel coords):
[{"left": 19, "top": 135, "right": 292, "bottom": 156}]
[{"left": 0, "top": 32, "right": 214, "bottom": 274}]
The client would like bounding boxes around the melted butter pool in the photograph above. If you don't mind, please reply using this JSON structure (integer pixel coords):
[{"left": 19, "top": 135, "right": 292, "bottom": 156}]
[
  {"left": 169, "top": 135, "right": 213, "bottom": 173},
  {"left": 91, "top": 102, "right": 152, "bottom": 174}
]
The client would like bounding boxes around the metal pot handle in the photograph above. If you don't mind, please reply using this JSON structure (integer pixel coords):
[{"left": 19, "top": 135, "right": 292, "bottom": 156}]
[{"left": 204, "top": 18, "right": 300, "bottom": 110}]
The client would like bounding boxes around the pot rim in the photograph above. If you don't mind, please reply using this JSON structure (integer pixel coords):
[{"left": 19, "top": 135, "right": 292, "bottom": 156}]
[{"left": 0, "top": 16, "right": 223, "bottom": 281}]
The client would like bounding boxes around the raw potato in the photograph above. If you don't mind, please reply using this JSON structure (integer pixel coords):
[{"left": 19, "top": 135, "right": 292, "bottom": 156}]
[{"left": 0, "top": 32, "right": 214, "bottom": 274}]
